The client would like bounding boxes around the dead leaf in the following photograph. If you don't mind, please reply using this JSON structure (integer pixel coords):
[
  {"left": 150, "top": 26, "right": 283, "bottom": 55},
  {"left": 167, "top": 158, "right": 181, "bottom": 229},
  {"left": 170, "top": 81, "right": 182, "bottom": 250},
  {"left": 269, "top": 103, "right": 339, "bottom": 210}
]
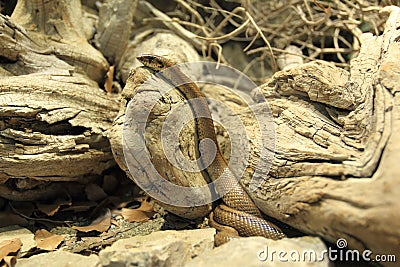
[
  {"left": 121, "top": 199, "right": 155, "bottom": 222},
  {"left": 36, "top": 198, "right": 72, "bottom": 216},
  {"left": 0, "top": 238, "right": 22, "bottom": 261},
  {"left": 34, "top": 229, "right": 64, "bottom": 251},
  {"left": 61, "top": 201, "right": 97, "bottom": 212},
  {"left": 85, "top": 183, "right": 108, "bottom": 202},
  {"left": 109, "top": 196, "right": 146, "bottom": 209},
  {"left": 110, "top": 219, "right": 119, "bottom": 227},
  {"left": 72, "top": 208, "right": 111, "bottom": 233},
  {"left": 0, "top": 226, "right": 36, "bottom": 254}
]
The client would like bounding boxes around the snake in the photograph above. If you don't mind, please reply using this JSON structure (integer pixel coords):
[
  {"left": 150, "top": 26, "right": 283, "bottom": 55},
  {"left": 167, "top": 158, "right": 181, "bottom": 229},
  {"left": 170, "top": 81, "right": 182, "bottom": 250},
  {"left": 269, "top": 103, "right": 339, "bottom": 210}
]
[{"left": 136, "top": 54, "right": 286, "bottom": 245}]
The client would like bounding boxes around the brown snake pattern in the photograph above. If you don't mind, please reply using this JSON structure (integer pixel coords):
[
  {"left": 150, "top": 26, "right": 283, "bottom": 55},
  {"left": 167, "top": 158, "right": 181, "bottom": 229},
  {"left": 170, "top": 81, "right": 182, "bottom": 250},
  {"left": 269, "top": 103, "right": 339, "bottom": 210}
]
[{"left": 136, "top": 54, "right": 286, "bottom": 245}]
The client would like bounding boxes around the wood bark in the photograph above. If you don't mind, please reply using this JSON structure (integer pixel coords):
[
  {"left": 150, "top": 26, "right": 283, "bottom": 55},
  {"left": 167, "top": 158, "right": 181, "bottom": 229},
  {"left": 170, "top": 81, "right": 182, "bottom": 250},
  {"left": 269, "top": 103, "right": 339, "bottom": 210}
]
[
  {"left": 0, "top": 0, "right": 119, "bottom": 200},
  {"left": 119, "top": 5, "right": 400, "bottom": 264},
  {"left": 219, "top": 7, "right": 399, "bottom": 261},
  {"left": 0, "top": 0, "right": 398, "bottom": 264},
  {"left": 108, "top": 31, "right": 212, "bottom": 219}
]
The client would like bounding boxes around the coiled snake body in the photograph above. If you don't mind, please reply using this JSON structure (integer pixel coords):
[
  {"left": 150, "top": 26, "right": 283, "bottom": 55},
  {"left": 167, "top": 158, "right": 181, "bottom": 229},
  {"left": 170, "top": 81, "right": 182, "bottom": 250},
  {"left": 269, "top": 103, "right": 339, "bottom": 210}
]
[{"left": 137, "top": 55, "right": 285, "bottom": 245}]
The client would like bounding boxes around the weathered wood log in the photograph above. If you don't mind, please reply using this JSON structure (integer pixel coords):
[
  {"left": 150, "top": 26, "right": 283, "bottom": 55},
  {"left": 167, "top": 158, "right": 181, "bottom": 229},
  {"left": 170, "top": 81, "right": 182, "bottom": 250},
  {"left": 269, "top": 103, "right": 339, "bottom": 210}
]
[
  {"left": 108, "top": 31, "right": 213, "bottom": 219},
  {"left": 0, "top": 0, "right": 119, "bottom": 200},
  {"left": 0, "top": 0, "right": 398, "bottom": 264},
  {"left": 247, "top": 8, "right": 399, "bottom": 261},
  {"left": 119, "top": 6, "right": 399, "bottom": 264},
  {"left": 94, "top": 0, "right": 138, "bottom": 66}
]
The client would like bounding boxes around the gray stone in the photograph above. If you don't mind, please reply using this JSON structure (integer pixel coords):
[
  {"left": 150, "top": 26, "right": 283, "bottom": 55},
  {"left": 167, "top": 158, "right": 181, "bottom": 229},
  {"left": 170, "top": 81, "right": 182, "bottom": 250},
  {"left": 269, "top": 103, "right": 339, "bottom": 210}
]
[
  {"left": 99, "top": 228, "right": 215, "bottom": 267},
  {"left": 16, "top": 251, "right": 101, "bottom": 267},
  {"left": 185, "top": 236, "right": 331, "bottom": 267}
]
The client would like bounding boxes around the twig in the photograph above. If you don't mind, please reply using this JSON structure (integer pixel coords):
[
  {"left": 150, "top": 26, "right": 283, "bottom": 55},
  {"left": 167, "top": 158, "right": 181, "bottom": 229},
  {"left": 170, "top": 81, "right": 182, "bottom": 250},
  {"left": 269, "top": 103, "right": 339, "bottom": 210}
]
[{"left": 142, "top": 0, "right": 385, "bottom": 75}]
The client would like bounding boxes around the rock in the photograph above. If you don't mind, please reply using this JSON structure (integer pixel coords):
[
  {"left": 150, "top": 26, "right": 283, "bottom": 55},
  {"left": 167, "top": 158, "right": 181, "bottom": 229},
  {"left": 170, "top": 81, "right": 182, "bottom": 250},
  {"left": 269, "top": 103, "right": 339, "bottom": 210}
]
[
  {"left": 99, "top": 228, "right": 215, "bottom": 267},
  {"left": 16, "top": 251, "right": 101, "bottom": 267},
  {"left": 0, "top": 226, "right": 35, "bottom": 255},
  {"left": 185, "top": 236, "right": 330, "bottom": 267}
]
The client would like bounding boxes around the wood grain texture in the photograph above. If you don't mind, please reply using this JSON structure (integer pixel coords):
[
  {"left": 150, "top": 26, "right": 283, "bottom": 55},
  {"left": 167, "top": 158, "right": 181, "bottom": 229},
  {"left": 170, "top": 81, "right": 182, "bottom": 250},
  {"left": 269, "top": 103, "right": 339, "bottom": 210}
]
[
  {"left": 108, "top": 32, "right": 213, "bottom": 219},
  {"left": 215, "top": 7, "right": 400, "bottom": 262},
  {"left": 0, "top": 0, "right": 119, "bottom": 200},
  {"left": 0, "top": 0, "right": 398, "bottom": 263},
  {"left": 122, "top": 7, "right": 400, "bottom": 263}
]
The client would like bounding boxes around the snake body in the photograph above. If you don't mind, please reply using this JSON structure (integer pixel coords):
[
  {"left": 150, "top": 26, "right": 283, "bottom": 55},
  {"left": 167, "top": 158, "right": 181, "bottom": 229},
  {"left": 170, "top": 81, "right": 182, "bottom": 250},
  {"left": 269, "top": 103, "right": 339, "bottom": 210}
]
[{"left": 136, "top": 54, "right": 285, "bottom": 244}]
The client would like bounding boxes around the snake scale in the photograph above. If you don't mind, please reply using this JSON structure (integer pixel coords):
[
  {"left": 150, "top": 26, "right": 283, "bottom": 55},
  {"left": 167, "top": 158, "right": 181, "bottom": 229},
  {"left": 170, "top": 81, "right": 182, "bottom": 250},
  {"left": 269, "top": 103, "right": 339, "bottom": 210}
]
[{"left": 137, "top": 54, "right": 286, "bottom": 245}]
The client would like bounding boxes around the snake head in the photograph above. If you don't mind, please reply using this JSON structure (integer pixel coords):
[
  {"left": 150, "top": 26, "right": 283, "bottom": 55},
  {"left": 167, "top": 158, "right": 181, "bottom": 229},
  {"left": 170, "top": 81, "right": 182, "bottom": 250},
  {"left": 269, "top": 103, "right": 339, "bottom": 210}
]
[{"left": 136, "top": 54, "right": 176, "bottom": 71}]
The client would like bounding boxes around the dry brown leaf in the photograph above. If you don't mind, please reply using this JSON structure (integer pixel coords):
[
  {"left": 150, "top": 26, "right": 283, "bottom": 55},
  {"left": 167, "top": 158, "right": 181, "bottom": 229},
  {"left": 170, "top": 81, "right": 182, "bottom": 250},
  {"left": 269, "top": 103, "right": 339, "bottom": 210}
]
[
  {"left": 34, "top": 229, "right": 65, "bottom": 251},
  {"left": 110, "top": 219, "right": 119, "bottom": 227},
  {"left": 121, "top": 199, "right": 155, "bottom": 223},
  {"left": 107, "top": 196, "right": 130, "bottom": 209},
  {"left": 0, "top": 238, "right": 22, "bottom": 261},
  {"left": 137, "top": 198, "right": 154, "bottom": 211},
  {"left": 36, "top": 198, "right": 72, "bottom": 216},
  {"left": 85, "top": 183, "right": 108, "bottom": 202},
  {"left": 61, "top": 201, "right": 98, "bottom": 212},
  {"left": 121, "top": 209, "right": 154, "bottom": 222},
  {"left": 109, "top": 196, "right": 147, "bottom": 209},
  {"left": 72, "top": 208, "right": 111, "bottom": 233}
]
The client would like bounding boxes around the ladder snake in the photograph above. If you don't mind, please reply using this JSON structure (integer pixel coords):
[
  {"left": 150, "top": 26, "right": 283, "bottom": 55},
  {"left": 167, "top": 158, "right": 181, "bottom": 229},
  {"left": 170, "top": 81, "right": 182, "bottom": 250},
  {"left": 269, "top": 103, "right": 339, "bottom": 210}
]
[{"left": 136, "top": 54, "right": 285, "bottom": 245}]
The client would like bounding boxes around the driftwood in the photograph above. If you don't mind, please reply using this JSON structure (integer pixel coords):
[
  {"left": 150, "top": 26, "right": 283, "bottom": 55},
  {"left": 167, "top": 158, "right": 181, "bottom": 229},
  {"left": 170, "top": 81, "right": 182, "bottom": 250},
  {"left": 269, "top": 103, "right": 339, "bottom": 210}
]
[
  {"left": 108, "top": 31, "right": 212, "bottom": 219},
  {"left": 247, "top": 7, "right": 399, "bottom": 260},
  {"left": 119, "top": 5, "right": 400, "bottom": 264},
  {"left": 0, "top": 0, "right": 398, "bottom": 265},
  {"left": 245, "top": 8, "right": 398, "bottom": 261},
  {"left": 0, "top": 0, "right": 119, "bottom": 200}
]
